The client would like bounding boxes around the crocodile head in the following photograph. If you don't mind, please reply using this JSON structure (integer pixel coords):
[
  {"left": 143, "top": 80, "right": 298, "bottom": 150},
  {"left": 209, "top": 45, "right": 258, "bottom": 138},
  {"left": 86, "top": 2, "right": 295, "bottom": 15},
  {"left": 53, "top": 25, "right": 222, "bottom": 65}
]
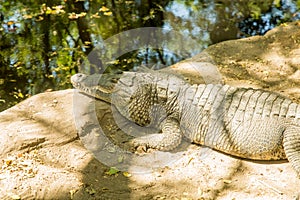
[
  {"left": 71, "top": 72, "right": 122, "bottom": 103},
  {"left": 71, "top": 72, "right": 157, "bottom": 125}
]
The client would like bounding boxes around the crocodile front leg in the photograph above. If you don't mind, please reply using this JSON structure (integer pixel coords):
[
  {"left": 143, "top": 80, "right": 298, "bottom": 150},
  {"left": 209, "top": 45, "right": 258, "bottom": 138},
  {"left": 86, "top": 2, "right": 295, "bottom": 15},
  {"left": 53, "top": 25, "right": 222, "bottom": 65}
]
[{"left": 131, "top": 117, "right": 182, "bottom": 151}]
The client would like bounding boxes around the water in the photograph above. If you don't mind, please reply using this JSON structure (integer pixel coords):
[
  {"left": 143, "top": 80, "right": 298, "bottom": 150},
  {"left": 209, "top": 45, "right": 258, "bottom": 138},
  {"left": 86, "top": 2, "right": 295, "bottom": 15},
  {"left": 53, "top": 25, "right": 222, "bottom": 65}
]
[{"left": 0, "top": 0, "right": 299, "bottom": 111}]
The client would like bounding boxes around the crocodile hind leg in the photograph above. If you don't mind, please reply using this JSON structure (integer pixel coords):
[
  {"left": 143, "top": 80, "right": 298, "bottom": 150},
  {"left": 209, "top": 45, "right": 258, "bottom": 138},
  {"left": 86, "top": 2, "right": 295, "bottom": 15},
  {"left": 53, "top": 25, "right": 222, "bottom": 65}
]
[
  {"left": 283, "top": 125, "right": 300, "bottom": 177},
  {"left": 131, "top": 117, "right": 182, "bottom": 151}
]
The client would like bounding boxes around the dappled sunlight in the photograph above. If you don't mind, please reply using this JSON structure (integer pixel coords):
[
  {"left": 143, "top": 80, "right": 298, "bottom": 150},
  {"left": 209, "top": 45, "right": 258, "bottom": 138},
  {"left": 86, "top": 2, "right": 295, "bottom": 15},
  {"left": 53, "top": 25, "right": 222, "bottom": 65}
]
[{"left": 0, "top": 2, "right": 300, "bottom": 199}]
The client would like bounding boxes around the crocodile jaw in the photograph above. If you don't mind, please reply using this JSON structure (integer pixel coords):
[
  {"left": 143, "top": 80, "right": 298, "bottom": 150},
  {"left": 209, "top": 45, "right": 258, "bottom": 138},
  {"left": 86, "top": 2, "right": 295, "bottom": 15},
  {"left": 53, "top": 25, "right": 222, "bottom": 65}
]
[{"left": 71, "top": 73, "right": 112, "bottom": 103}]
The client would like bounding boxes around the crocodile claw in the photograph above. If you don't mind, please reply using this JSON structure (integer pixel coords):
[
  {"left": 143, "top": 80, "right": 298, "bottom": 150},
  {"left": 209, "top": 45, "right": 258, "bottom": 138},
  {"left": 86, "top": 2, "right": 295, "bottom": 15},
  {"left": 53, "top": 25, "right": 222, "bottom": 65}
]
[{"left": 129, "top": 139, "right": 155, "bottom": 153}]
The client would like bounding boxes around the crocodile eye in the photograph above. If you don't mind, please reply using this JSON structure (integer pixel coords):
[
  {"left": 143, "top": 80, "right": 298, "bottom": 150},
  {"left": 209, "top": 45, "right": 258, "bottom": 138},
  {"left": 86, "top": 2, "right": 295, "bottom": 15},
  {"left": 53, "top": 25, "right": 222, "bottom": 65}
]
[{"left": 111, "top": 78, "right": 118, "bottom": 83}]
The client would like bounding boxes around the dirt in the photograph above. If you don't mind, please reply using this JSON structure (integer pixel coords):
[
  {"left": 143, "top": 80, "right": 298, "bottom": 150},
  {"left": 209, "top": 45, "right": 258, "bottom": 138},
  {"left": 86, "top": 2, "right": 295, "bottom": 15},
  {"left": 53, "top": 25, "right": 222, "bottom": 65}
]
[{"left": 0, "top": 21, "right": 300, "bottom": 200}]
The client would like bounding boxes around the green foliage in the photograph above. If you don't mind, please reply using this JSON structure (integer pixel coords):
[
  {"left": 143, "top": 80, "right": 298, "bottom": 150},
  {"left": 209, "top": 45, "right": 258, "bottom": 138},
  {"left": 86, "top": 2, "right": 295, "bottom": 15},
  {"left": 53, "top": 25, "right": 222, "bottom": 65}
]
[
  {"left": 248, "top": 1, "right": 262, "bottom": 19},
  {"left": 274, "top": 0, "right": 281, "bottom": 7},
  {"left": 0, "top": 0, "right": 170, "bottom": 111},
  {"left": 105, "top": 167, "right": 120, "bottom": 176}
]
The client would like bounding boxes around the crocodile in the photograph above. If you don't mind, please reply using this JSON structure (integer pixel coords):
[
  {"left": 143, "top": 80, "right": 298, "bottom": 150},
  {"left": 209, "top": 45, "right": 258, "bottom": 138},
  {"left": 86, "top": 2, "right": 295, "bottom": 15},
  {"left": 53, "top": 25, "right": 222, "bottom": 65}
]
[{"left": 71, "top": 71, "right": 300, "bottom": 177}]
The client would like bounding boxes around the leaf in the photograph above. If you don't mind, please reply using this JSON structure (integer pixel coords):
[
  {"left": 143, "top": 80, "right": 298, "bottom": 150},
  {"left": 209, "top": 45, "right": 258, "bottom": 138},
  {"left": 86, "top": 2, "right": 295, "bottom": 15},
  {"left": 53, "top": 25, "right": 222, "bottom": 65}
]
[
  {"left": 68, "top": 12, "right": 78, "bottom": 19},
  {"left": 7, "top": 21, "right": 15, "bottom": 25},
  {"left": 123, "top": 172, "right": 132, "bottom": 177},
  {"left": 91, "top": 13, "right": 100, "bottom": 18},
  {"left": 99, "top": 6, "right": 110, "bottom": 12},
  {"left": 46, "top": 7, "right": 52, "bottom": 15},
  {"left": 78, "top": 12, "right": 86, "bottom": 17},
  {"left": 17, "top": 92, "right": 24, "bottom": 98},
  {"left": 104, "top": 11, "right": 112, "bottom": 16},
  {"left": 105, "top": 167, "right": 120, "bottom": 175},
  {"left": 23, "top": 14, "right": 33, "bottom": 19},
  {"left": 5, "top": 159, "right": 13, "bottom": 165},
  {"left": 274, "top": 0, "right": 281, "bottom": 7}
]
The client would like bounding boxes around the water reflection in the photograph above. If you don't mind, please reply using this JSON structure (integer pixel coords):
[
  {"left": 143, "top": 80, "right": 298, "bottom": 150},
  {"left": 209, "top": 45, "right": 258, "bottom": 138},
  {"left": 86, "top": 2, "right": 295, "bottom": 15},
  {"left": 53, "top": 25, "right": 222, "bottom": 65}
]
[
  {"left": 165, "top": 0, "right": 300, "bottom": 44},
  {"left": 0, "top": 0, "right": 299, "bottom": 111}
]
